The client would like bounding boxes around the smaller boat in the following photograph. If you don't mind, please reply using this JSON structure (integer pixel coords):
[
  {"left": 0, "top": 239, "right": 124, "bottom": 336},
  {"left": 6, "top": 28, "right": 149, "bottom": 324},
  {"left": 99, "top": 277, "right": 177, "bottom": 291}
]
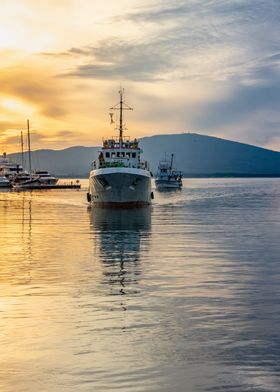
[
  {"left": 12, "top": 171, "right": 33, "bottom": 184},
  {"left": 13, "top": 177, "right": 80, "bottom": 190},
  {"left": 0, "top": 152, "right": 24, "bottom": 181},
  {"left": 12, "top": 121, "right": 59, "bottom": 189},
  {"left": 33, "top": 171, "right": 58, "bottom": 185},
  {"left": 13, "top": 171, "right": 58, "bottom": 189},
  {"left": 0, "top": 175, "right": 11, "bottom": 188},
  {"left": 155, "top": 153, "right": 182, "bottom": 190},
  {"left": 12, "top": 176, "right": 40, "bottom": 189}
]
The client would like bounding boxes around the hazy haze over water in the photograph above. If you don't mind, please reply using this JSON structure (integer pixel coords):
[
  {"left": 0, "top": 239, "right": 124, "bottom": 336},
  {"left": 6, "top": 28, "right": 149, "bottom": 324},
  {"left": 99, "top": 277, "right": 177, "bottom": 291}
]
[{"left": 0, "top": 179, "right": 279, "bottom": 392}]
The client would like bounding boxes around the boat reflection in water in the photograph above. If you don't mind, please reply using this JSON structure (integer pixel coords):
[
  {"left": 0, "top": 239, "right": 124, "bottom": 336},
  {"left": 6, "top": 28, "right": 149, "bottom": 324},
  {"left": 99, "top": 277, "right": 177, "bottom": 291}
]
[{"left": 89, "top": 207, "right": 151, "bottom": 299}]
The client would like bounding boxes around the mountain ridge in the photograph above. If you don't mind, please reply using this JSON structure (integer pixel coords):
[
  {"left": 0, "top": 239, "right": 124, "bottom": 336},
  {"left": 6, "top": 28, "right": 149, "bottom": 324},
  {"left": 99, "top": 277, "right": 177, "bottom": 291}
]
[{"left": 8, "top": 133, "right": 280, "bottom": 177}]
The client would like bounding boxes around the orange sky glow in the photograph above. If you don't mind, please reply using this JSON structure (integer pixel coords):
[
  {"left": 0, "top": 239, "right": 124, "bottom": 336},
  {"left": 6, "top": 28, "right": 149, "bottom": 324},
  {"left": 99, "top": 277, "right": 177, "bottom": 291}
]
[{"left": 1, "top": 0, "right": 280, "bottom": 153}]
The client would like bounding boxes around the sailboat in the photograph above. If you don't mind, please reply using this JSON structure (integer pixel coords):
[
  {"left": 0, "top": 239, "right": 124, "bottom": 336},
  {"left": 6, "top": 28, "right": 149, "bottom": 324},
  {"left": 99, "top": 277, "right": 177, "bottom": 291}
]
[
  {"left": 155, "top": 153, "right": 183, "bottom": 190},
  {"left": 87, "top": 89, "right": 152, "bottom": 206},
  {"left": 13, "top": 120, "right": 58, "bottom": 189},
  {"left": 12, "top": 130, "right": 34, "bottom": 185}
]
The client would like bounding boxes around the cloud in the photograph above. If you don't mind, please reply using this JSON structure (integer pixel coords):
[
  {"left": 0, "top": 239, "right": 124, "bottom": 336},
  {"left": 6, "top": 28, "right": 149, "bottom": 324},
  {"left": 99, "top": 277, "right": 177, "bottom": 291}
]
[
  {"left": 123, "top": 0, "right": 280, "bottom": 29},
  {"left": 0, "top": 64, "right": 69, "bottom": 119},
  {"left": 2, "top": 1, "right": 280, "bottom": 151},
  {"left": 0, "top": 120, "right": 25, "bottom": 130},
  {"left": 0, "top": 128, "right": 83, "bottom": 152},
  {"left": 64, "top": 40, "right": 175, "bottom": 81},
  {"left": 113, "top": 0, "right": 280, "bottom": 149},
  {"left": 183, "top": 47, "right": 280, "bottom": 148},
  {"left": 0, "top": 48, "right": 86, "bottom": 122},
  {"left": 0, "top": 54, "right": 89, "bottom": 151},
  {"left": 55, "top": 0, "right": 280, "bottom": 85},
  {"left": 40, "top": 46, "right": 92, "bottom": 58}
]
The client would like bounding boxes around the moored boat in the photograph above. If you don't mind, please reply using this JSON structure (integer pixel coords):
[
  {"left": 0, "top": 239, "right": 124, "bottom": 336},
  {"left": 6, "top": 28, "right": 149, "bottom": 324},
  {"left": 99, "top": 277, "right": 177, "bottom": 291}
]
[
  {"left": 88, "top": 89, "right": 152, "bottom": 207},
  {"left": 32, "top": 171, "right": 58, "bottom": 185},
  {"left": 12, "top": 121, "right": 59, "bottom": 189},
  {"left": 12, "top": 176, "right": 40, "bottom": 189},
  {"left": 13, "top": 172, "right": 59, "bottom": 189},
  {"left": 155, "top": 153, "right": 182, "bottom": 190},
  {"left": 0, "top": 152, "right": 24, "bottom": 183},
  {"left": 0, "top": 175, "right": 11, "bottom": 188}
]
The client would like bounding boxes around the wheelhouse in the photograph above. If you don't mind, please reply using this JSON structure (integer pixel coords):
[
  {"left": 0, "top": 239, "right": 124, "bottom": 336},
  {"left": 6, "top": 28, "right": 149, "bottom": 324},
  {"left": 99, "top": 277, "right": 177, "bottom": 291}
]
[{"left": 93, "top": 137, "right": 149, "bottom": 170}]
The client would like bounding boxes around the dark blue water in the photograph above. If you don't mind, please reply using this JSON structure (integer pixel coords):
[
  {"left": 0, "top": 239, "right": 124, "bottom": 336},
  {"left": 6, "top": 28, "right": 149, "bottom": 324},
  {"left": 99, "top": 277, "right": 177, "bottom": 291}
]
[{"left": 0, "top": 178, "right": 279, "bottom": 391}]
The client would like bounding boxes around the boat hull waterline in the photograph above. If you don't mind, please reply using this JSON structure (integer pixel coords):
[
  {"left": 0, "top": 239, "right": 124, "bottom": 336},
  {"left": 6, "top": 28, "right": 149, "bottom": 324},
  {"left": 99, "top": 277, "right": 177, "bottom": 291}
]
[
  {"left": 89, "top": 167, "right": 152, "bottom": 207},
  {"left": 155, "top": 180, "right": 182, "bottom": 189},
  {"left": 0, "top": 177, "right": 11, "bottom": 188}
]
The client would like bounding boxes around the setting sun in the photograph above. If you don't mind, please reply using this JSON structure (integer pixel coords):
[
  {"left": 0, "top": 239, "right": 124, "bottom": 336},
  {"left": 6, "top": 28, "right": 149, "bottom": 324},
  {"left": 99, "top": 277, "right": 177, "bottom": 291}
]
[
  {"left": 0, "top": 0, "right": 280, "bottom": 152},
  {"left": 1, "top": 97, "right": 34, "bottom": 115}
]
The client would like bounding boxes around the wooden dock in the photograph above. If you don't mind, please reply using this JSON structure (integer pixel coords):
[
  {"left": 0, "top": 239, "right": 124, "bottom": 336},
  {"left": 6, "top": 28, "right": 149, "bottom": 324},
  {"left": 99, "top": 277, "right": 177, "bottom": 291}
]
[{"left": 13, "top": 183, "right": 81, "bottom": 190}]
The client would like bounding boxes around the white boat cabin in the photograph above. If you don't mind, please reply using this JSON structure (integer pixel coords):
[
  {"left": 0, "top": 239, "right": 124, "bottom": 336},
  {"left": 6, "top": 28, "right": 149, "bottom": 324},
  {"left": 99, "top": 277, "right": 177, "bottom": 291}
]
[
  {"left": 93, "top": 137, "right": 149, "bottom": 170},
  {"left": 157, "top": 161, "right": 182, "bottom": 181},
  {"left": 0, "top": 153, "right": 24, "bottom": 178},
  {"left": 157, "top": 161, "right": 170, "bottom": 177},
  {"left": 156, "top": 154, "right": 182, "bottom": 184}
]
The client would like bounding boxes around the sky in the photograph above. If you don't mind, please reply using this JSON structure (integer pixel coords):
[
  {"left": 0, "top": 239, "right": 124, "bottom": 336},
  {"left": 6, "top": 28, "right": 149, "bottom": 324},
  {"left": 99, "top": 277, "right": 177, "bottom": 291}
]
[{"left": 1, "top": 0, "right": 280, "bottom": 153}]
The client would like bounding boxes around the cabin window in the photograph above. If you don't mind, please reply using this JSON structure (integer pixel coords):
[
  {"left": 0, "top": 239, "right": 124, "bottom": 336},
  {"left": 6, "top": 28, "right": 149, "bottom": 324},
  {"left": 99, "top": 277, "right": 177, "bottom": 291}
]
[
  {"left": 105, "top": 152, "right": 110, "bottom": 158},
  {"left": 132, "top": 152, "right": 136, "bottom": 158},
  {"left": 126, "top": 152, "right": 130, "bottom": 158},
  {"left": 111, "top": 152, "right": 116, "bottom": 158},
  {"left": 117, "top": 152, "right": 120, "bottom": 157},
  {"left": 121, "top": 152, "right": 125, "bottom": 158}
]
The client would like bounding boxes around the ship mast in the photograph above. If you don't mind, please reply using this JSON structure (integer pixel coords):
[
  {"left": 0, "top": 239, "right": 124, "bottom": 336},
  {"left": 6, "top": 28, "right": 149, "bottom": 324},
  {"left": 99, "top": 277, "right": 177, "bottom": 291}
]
[
  {"left": 119, "top": 88, "right": 123, "bottom": 145},
  {"left": 110, "top": 88, "right": 133, "bottom": 147}
]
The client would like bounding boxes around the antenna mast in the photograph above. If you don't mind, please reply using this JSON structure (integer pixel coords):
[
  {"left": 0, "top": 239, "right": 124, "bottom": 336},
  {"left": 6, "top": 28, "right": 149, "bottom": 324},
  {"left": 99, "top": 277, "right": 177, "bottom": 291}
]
[
  {"left": 110, "top": 88, "right": 133, "bottom": 147},
  {"left": 119, "top": 88, "right": 123, "bottom": 144}
]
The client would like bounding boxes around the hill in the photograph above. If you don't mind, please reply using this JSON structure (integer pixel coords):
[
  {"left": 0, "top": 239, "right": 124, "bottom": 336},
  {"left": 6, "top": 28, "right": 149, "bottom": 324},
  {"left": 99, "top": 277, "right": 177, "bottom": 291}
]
[{"left": 8, "top": 133, "right": 280, "bottom": 177}]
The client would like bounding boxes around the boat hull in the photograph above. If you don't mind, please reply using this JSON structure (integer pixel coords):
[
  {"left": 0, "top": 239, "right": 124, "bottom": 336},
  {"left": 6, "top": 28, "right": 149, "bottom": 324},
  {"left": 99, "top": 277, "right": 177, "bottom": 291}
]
[
  {"left": 0, "top": 177, "right": 11, "bottom": 188},
  {"left": 0, "top": 183, "right": 11, "bottom": 188},
  {"left": 89, "top": 167, "right": 152, "bottom": 206},
  {"left": 155, "top": 179, "right": 182, "bottom": 190}
]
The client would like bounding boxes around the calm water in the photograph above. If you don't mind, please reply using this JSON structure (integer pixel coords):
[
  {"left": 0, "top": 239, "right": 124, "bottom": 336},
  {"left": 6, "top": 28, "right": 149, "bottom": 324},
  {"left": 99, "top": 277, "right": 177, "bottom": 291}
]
[{"left": 0, "top": 178, "right": 279, "bottom": 392}]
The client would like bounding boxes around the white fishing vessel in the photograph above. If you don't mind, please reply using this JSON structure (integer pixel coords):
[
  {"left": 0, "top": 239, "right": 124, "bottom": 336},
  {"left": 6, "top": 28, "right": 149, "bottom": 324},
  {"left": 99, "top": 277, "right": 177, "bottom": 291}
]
[
  {"left": 155, "top": 153, "right": 182, "bottom": 189},
  {"left": 88, "top": 89, "right": 152, "bottom": 207}
]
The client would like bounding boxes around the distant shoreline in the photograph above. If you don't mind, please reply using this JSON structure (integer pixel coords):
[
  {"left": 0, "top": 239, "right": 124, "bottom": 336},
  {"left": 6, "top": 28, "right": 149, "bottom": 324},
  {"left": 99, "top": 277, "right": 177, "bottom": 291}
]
[
  {"left": 8, "top": 133, "right": 280, "bottom": 178},
  {"left": 58, "top": 173, "right": 280, "bottom": 179},
  {"left": 182, "top": 173, "right": 280, "bottom": 178}
]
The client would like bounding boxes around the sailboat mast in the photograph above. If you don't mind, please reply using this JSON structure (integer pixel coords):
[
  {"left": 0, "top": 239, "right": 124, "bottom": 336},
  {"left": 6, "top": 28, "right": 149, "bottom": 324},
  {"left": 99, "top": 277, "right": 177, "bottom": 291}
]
[
  {"left": 170, "top": 153, "right": 174, "bottom": 170},
  {"left": 20, "top": 131, "right": 24, "bottom": 168},
  {"left": 27, "top": 120, "right": 32, "bottom": 174},
  {"left": 119, "top": 89, "right": 123, "bottom": 146}
]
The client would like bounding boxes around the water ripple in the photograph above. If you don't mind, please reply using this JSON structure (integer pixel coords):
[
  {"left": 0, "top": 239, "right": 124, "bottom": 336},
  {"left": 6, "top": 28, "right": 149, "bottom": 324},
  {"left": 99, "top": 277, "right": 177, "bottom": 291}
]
[{"left": 0, "top": 179, "right": 279, "bottom": 391}]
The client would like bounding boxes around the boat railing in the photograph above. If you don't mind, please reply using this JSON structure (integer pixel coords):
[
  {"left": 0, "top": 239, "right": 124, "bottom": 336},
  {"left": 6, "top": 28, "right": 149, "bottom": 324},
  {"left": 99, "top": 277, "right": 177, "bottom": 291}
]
[
  {"left": 103, "top": 137, "right": 139, "bottom": 149},
  {"left": 96, "top": 159, "right": 149, "bottom": 170}
]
